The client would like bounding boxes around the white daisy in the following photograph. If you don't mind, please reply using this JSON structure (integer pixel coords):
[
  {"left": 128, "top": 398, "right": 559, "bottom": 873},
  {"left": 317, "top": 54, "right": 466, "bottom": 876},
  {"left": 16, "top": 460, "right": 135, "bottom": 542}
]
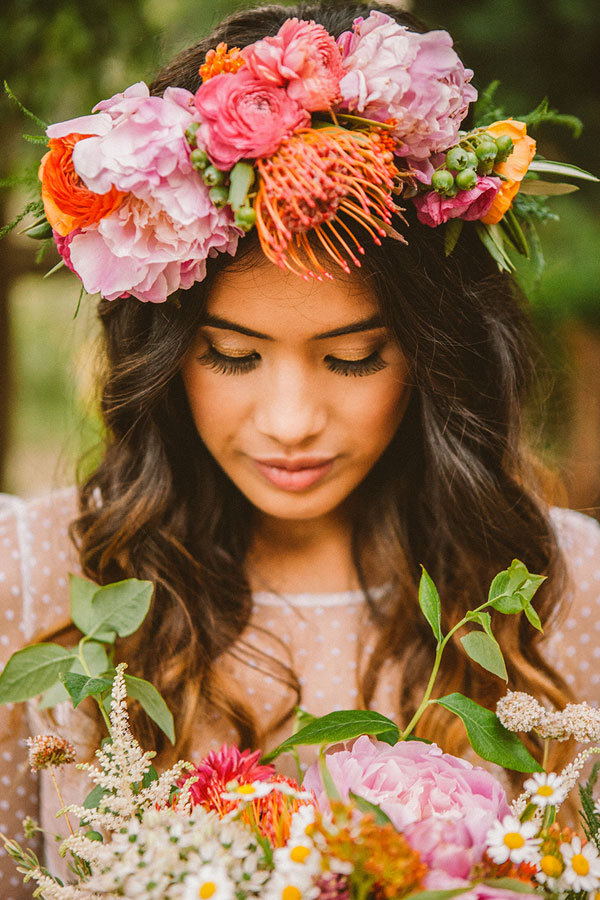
[
  {"left": 560, "top": 836, "right": 600, "bottom": 893},
  {"left": 485, "top": 815, "right": 541, "bottom": 866},
  {"left": 221, "top": 781, "right": 276, "bottom": 801},
  {"left": 182, "top": 863, "right": 235, "bottom": 900},
  {"left": 535, "top": 852, "right": 564, "bottom": 892},
  {"left": 523, "top": 772, "right": 568, "bottom": 808}
]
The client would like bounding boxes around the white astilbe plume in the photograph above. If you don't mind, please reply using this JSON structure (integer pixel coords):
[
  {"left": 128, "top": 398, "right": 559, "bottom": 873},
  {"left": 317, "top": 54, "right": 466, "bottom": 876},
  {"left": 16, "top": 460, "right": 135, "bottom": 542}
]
[
  {"left": 64, "top": 664, "right": 190, "bottom": 833},
  {"left": 21, "top": 870, "right": 107, "bottom": 899},
  {"left": 558, "top": 747, "right": 600, "bottom": 796}
]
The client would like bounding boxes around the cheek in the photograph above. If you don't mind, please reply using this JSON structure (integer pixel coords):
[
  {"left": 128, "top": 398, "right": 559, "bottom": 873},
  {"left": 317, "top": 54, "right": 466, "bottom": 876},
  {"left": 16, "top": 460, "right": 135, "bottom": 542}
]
[
  {"left": 345, "top": 373, "right": 410, "bottom": 453},
  {"left": 182, "top": 367, "right": 247, "bottom": 447}
]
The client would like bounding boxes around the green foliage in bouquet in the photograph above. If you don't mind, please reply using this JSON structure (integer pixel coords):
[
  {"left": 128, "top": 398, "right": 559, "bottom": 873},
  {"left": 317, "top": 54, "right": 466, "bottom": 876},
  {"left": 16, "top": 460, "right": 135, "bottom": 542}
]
[{"left": 0, "top": 575, "right": 174, "bottom": 743}]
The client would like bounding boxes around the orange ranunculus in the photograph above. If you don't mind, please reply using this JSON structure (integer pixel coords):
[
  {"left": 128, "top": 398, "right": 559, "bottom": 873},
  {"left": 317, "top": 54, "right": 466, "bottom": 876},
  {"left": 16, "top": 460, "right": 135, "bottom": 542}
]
[
  {"left": 480, "top": 119, "right": 536, "bottom": 225},
  {"left": 38, "top": 133, "right": 126, "bottom": 236}
]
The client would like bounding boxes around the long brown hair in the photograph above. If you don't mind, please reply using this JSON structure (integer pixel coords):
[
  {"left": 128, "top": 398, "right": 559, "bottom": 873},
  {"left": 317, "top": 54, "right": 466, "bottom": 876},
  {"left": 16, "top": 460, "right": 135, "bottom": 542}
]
[{"left": 72, "top": 2, "right": 574, "bottom": 770}]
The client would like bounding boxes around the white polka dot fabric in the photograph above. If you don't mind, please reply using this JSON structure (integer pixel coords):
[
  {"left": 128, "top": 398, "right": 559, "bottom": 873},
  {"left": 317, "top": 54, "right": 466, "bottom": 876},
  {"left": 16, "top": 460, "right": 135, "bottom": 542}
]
[{"left": 1, "top": 490, "right": 599, "bottom": 895}]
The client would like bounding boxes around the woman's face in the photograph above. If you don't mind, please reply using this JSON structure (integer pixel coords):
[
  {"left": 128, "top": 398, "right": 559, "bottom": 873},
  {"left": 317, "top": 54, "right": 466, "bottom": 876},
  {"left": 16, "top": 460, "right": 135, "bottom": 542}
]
[{"left": 181, "top": 259, "right": 410, "bottom": 525}]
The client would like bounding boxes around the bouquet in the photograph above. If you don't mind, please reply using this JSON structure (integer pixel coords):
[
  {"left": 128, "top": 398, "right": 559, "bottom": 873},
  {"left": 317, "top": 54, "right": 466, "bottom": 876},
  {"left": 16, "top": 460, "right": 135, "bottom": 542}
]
[{"left": 1, "top": 562, "right": 600, "bottom": 899}]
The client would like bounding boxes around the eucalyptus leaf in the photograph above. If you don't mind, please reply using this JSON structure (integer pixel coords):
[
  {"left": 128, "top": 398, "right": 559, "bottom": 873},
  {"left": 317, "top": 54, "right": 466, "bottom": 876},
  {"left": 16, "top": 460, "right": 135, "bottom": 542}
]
[
  {"left": 460, "top": 631, "right": 507, "bottom": 681},
  {"left": 87, "top": 579, "right": 153, "bottom": 641},
  {"left": 435, "top": 693, "right": 542, "bottom": 772},
  {"left": 62, "top": 672, "right": 113, "bottom": 708},
  {"left": 519, "top": 180, "right": 579, "bottom": 196},
  {"left": 262, "top": 710, "right": 399, "bottom": 762},
  {"left": 124, "top": 674, "right": 175, "bottom": 744},
  {"left": 528, "top": 159, "right": 598, "bottom": 182},
  {"left": 81, "top": 641, "right": 110, "bottom": 676},
  {"left": 0, "top": 644, "right": 76, "bottom": 703},
  {"left": 349, "top": 791, "right": 394, "bottom": 826},
  {"left": 418, "top": 566, "right": 442, "bottom": 643}
]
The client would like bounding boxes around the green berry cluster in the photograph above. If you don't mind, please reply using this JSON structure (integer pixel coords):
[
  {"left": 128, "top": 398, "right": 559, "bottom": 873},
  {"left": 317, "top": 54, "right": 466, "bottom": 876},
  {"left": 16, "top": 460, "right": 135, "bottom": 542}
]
[
  {"left": 431, "top": 131, "right": 514, "bottom": 198},
  {"left": 186, "top": 123, "right": 256, "bottom": 231}
]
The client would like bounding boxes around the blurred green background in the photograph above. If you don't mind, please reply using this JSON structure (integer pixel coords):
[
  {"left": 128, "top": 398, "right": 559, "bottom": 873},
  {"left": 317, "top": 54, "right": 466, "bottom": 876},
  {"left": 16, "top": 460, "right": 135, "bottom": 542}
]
[{"left": 1, "top": 0, "right": 599, "bottom": 509}]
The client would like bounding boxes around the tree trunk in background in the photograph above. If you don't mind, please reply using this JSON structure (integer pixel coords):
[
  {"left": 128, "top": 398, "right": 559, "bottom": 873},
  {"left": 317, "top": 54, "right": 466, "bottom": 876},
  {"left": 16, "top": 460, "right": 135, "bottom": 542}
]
[{"left": 562, "top": 321, "right": 600, "bottom": 517}]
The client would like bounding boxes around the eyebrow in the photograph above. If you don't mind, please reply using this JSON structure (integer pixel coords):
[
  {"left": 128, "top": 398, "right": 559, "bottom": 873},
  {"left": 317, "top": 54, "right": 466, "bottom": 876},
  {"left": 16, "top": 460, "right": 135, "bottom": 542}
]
[{"left": 200, "top": 313, "right": 384, "bottom": 340}]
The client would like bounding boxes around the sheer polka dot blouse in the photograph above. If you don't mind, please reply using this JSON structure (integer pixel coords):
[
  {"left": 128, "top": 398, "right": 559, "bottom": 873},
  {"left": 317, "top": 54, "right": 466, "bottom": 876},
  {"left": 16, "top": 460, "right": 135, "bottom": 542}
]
[{"left": 1, "top": 490, "right": 599, "bottom": 898}]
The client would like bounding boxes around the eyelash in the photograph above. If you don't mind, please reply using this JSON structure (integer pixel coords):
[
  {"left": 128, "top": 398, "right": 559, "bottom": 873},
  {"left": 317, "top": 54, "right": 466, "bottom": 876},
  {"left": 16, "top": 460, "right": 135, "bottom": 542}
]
[{"left": 197, "top": 346, "right": 388, "bottom": 377}]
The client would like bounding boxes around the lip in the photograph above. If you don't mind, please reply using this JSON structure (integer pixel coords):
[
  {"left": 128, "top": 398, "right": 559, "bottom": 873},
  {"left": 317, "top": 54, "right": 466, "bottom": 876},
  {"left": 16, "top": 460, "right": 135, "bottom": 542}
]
[{"left": 252, "top": 456, "right": 336, "bottom": 491}]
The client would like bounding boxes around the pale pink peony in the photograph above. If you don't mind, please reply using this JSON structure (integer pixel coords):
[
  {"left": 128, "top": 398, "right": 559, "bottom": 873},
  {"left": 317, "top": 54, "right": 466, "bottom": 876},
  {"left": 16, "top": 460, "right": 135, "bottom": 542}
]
[
  {"left": 413, "top": 176, "right": 502, "bottom": 226},
  {"left": 71, "top": 83, "right": 204, "bottom": 225},
  {"left": 303, "top": 736, "right": 510, "bottom": 832},
  {"left": 242, "top": 17, "right": 343, "bottom": 111},
  {"left": 337, "top": 12, "right": 477, "bottom": 179},
  {"left": 67, "top": 193, "right": 239, "bottom": 303},
  {"left": 194, "top": 68, "right": 309, "bottom": 170}
]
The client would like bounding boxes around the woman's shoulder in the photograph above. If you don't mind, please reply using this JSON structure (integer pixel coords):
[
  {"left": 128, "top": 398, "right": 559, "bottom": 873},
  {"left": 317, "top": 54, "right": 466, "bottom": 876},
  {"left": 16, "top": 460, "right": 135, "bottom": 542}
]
[
  {"left": 545, "top": 506, "right": 600, "bottom": 701},
  {"left": 0, "top": 486, "right": 79, "bottom": 644}
]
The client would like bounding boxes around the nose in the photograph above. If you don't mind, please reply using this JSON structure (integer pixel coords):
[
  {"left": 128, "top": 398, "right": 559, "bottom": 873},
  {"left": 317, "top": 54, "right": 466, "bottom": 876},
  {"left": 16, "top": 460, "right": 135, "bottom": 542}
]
[{"left": 253, "top": 359, "right": 327, "bottom": 447}]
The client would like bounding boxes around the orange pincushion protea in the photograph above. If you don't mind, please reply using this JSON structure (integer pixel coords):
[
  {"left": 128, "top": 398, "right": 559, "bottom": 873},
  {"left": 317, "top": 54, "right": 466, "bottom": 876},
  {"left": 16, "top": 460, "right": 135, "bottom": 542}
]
[
  {"left": 254, "top": 126, "right": 406, "bottom": 280},
  {"left": 200, "top": 42, "right": 246, "bottom": 82},
  {"left": 241, "top": 774, "right": 316, "bottom": 847},
  {"left": 39, "top": 133, "right": 126, "bottom": 237}
]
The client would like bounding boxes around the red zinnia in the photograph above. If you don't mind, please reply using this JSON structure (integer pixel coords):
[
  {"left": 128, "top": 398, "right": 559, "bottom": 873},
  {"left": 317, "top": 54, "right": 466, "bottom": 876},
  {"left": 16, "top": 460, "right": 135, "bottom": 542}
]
[{"left": 180, "top": 744, "right": 275, "bottom": 816}]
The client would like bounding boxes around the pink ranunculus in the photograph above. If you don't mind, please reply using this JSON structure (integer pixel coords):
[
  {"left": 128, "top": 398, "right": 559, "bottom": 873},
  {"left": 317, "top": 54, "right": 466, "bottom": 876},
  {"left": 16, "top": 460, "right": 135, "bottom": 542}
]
[
  {"left": 53, "top": 228, "right": 81, "bottom": 274},
  {"left": 413, "top": 176, "right": 502, "bottom": 227},
  {"left": 71, "top": 83, "right": 203, "bottom": 225},
  {"left": 242, "top": 18, "right": 343, "bottom": 111},
  {"left": 194, "top": 68, "right": 310, "bottom": 170},
  {"left": 337, "top": 12, "right": 477, "bottom": 176},
  {"left": 67, "top": 193, "right": 239, "bottom": 303},
  {"left": 303, "top": 736, "right": 510, "bottom": 833}
]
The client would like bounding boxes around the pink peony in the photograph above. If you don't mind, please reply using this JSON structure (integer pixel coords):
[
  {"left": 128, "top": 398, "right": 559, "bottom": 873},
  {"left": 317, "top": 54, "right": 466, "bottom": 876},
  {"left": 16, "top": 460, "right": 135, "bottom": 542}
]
[
  {"left": 71, "top": 83, "right": 204, "bottom": 225},
  {"left": 337, "top": 12, "right": 477, "bottom": 179},
  {"left": 67, "top": 193, "right": 239, "bottom": 302},
  {"left": 303, "top": 736, "right": 510, "bottom": 832},
  {"left": 53, "top": 228, "right": 80, "bottom": 274},
  {"left": 242, "top": 17, "right": 343, "bottom": 111},
  {"left": 194, "top": 68, "right": 310, "bottom": 170},
  {"left": 413, "top": 176, "right": 502, "bottom": 226}
]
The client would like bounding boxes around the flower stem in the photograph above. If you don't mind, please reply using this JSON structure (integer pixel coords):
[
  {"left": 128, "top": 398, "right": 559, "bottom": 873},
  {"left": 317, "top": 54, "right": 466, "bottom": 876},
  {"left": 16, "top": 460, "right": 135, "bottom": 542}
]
[
  {"left": 542, "top": 738, "right": 550, "bottom": 771},
  {"left": 50, "top": 770, "right": 74, "bottom": 837}
]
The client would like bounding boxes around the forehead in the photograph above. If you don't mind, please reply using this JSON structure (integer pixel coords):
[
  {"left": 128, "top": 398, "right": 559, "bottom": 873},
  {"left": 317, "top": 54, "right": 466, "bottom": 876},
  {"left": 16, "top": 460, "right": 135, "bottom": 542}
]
[{"left": 206, "top": 259, "right": 380, "bottom": 337}]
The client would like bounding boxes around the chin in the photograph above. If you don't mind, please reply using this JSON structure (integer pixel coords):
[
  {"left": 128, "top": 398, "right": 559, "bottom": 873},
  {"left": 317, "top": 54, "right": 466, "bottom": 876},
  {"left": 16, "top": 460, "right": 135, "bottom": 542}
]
[{"left": 241, "top": 481, "right": 351, "bottom": 523}]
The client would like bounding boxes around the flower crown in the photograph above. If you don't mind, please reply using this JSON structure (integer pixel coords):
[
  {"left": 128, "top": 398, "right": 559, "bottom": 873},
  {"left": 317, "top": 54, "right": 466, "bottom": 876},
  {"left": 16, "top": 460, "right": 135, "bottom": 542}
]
[{"left": 14, "top": 11, "right": 598, "bottom": 303}]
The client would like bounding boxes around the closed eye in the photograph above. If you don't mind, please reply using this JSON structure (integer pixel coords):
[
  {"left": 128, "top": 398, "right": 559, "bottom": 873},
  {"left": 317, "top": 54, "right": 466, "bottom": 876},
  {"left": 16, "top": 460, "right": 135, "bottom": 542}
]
[{"left": 197, "top": 346, "right": 388, "bottom": 377}]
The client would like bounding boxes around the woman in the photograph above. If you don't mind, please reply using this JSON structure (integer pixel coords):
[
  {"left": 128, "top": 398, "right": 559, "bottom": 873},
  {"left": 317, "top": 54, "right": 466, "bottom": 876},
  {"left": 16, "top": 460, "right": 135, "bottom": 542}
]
[{"left": 0, "top": 2, "right": 598, "bottom": 892}]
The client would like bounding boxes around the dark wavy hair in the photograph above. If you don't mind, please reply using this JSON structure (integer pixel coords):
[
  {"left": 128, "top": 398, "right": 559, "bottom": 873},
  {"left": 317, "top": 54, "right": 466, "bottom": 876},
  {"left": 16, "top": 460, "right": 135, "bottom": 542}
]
[{"left": 72, "top": 2, "right": 574, "bottom": 771}]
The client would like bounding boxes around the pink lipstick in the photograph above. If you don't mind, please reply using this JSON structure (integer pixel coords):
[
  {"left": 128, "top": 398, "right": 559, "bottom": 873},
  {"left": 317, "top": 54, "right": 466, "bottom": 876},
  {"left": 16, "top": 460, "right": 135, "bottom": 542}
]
[{"left": 253, "top": 457, "right": 335, "bottom": 492}]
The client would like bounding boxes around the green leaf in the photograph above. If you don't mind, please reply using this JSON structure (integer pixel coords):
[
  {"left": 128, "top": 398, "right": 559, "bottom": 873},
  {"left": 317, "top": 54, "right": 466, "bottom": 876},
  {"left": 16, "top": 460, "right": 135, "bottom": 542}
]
[
  {"left": 523, "top": 602, "right": 543, "bottom": 633},
  {"left": 481, "top": 878, "right": 537, "bottom": 894},
  {"left": 294, "top": 707, "right": 318, "bottom": 731},
  {"left": 124, "top": 674, "right": 175, "bottom": 744},
  {"left": 80, "top": 641, "right": 110, "bottom": 676},
  {"left": 501, "top": 208, "right": 529, "bottom": 257},
  {"left": 38, "top": 680, "right": 71, "bottom": 709},
  {"left": 418, "top": 566, "right": 442, "bottom": 643},
  {"left": 228, "top": 162, "right": 255, "bottom": 211},
  {"left": 472, "top": 79, "right": 502, "bottom": 126},
  {"left": 435, "top": 693, "right": 543, "bottom": 772},
  {"left": 141, "top": 765, "right": 159, "bottom": 789},
  {"left": 318, "top": 751, "right": 341, "bottom": 802},
  {"left": 349, "top": 791, "right": 394, "bottom": 826},
  {"left": 488, "top": 561, "right": 545, "bottom": 614},
  {"left": 262, "top": 710, "right": 399, "bottom": 762},
  {"left": 87, "top": 579, "right": 153, "bottom": 641},
  {"left": 70, "top": 575, "right": 109, "bottom": 638},
  {"left": 528, "top": 159, "right": 598, "bottom": 182},
  {"left": 465, "top": 610, "right": 493, "bottom": 637},
  {"left": 517, "top": 574, "right": 546, "bottom": 604},
  {"left": 0, "top": 644, "right": 75, "bottom": 703},
  {"left": 82, "top": 783, "right": 109, "bottom": 810},
  {"left": 523, "top": 99, "right": 583, "bottom": 138},
  {"left": 475, "top": 222, "right": 515, "bottom": 273},
  {"left": 460, "top": 631, "right": 507, "bottom": 681},
  {"left": 444, "top": 219, "right": 463, "bottom": 257},
  {"left": 519, "top": 180, "right": 579, "bottom": 196},
  {"left": 62, "top": 672, "right": 113, "bottom": 708},
  {"left": 406, "top": 890, "right": 472, "bottom": 900}
]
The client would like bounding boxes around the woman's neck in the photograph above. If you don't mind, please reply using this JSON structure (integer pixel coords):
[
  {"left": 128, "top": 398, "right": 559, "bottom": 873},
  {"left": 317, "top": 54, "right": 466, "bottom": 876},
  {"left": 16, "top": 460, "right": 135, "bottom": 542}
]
[{"left": 246, "top": 507, "right": 361, "bottom": 595}]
